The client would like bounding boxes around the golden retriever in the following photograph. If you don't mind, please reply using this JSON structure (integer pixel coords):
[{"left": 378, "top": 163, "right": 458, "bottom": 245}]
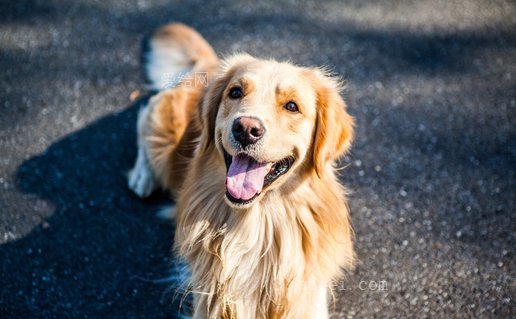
[{"left": 128, "top": 23, "right": 355, "bottom": 319}]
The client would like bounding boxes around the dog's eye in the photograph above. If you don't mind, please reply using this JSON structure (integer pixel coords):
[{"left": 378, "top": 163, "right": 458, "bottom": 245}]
[
  {"left": 229, "top": 87, "right": 244, "bottom": 99},
  {"left": 284, "top": 101, "right": 299, "bottom": 113}
]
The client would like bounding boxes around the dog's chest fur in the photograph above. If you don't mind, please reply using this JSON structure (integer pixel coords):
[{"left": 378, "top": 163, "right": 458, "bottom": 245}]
[{"left": 176, "top": 163, "right": 348, "bottom": 318}]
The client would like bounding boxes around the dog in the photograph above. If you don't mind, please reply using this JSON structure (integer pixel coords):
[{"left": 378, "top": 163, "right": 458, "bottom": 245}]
[{"left": 128, "top": 23, "right": 355, "bottom": 319}]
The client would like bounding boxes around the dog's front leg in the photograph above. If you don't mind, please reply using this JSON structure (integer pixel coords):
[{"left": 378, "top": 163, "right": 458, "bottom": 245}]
[
  {"left": 311, "top": 285, "right": 330, "bottom": 319},
  {"left": 128, "top": 105, "right": 159, "bottom": 197}
]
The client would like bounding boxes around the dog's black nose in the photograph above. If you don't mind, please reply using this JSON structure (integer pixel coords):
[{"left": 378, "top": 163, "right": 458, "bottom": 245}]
[{"left": 232, "top": 117, "right": 265, "bottom": 147}]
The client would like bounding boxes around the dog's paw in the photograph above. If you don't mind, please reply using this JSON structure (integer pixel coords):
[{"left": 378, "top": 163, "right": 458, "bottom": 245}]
[
  {"left": 128, "top": 148, "right": 158, "bottom": 198},
  {"left": 156, "top": 205, "right": 177, "bottom": 220}
]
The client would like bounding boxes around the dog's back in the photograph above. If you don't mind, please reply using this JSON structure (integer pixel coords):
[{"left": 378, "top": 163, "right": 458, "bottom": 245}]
[{"left": 129, "top": 24, "right": 218, "bottom": 196}]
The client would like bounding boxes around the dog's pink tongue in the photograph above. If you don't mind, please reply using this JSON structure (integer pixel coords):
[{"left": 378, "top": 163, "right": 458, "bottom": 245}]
[{"left": 226, "top": 155, "right": 270, "bottom": 201}]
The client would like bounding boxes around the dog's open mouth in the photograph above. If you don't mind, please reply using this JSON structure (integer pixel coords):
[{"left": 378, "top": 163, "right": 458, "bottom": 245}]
[{"left": 223, "top": 150, "right": 294, "bottom": 205}]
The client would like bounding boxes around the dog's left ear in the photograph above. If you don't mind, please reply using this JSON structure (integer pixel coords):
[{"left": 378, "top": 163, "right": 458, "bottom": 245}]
[
  {"left": 309, "top": 69, "right": 354, "bottom": 177},
  {"left": 198, "top": 72, "right": 232, "bottom": 151}
]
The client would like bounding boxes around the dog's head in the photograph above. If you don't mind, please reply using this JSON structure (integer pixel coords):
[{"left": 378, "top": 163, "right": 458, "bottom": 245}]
[{"left": 199, "top": 54, "right": 354, "bottom": 208}]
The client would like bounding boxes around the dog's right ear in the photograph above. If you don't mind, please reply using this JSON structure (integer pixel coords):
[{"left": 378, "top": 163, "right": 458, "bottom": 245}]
[
  {"left": 308, "top": 69, "right": 354, "bottom": 177},
  {"left": 198, "top": 54, "right": 255, "bottom": 150}
]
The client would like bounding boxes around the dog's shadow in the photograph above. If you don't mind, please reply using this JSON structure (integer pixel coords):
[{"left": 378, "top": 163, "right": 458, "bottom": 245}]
[{"left": 1, "top": 99, "right": 186, "bottom": 318}]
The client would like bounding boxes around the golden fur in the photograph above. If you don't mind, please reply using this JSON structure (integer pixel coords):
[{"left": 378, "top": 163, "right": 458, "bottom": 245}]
[{"left": 129, "top": 23, "right": 355, "bottom": 318}]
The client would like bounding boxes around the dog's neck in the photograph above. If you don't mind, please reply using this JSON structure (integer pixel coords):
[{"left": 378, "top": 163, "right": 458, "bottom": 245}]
[{"left": 175, "top": 150, "right": 354, "bottom": 318}]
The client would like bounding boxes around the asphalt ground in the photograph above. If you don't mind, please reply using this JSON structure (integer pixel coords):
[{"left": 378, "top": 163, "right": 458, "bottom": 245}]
[{"left": 0, "top": 0, "right": 515, "bottom": 318}]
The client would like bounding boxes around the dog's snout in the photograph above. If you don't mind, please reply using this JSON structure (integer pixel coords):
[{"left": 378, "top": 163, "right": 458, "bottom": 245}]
[{"left": 232, "top": 117, "right": 265, "bottom": 147}]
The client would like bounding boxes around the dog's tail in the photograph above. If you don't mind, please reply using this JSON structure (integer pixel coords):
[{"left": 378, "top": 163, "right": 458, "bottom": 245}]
[{"left": 142, "top": 23, "right": 218, "bottom": 91}]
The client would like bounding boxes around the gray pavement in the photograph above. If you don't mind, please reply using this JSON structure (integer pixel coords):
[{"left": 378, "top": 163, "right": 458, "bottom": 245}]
[{"left": 0, "top": 0, "right": 514, "bottom": 318}]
